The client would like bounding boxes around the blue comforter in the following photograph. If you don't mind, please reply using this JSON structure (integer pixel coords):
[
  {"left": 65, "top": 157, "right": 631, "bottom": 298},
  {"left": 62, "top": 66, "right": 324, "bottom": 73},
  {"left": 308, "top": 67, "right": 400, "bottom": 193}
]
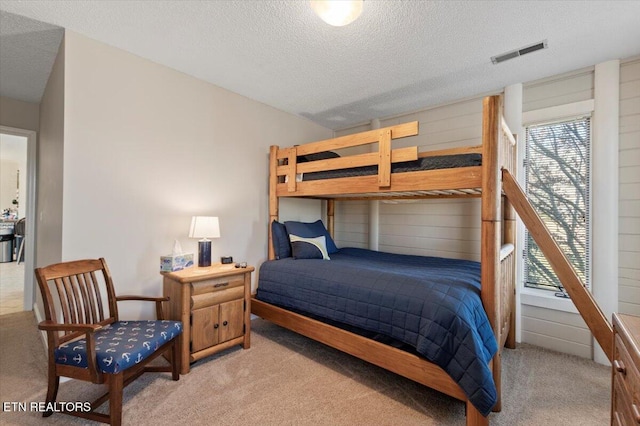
[{"left": 256, "top": 247, "right": 498, "bottom": 415}]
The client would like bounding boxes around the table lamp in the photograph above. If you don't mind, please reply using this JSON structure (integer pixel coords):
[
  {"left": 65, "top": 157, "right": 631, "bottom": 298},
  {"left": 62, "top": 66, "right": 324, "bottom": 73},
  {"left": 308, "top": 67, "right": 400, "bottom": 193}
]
[{"left": 189, "top": 216, "right": 220, "bottom": 267}]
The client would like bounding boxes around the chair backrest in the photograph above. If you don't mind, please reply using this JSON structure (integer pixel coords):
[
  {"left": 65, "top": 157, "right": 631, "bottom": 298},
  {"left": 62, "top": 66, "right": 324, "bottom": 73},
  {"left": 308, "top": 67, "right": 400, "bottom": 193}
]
[
  {"left": 14, "top": 217, "right": 25, "bottom": 236},
  {"left": 35, "top": 258, "right": 119, "bottom": 346}
]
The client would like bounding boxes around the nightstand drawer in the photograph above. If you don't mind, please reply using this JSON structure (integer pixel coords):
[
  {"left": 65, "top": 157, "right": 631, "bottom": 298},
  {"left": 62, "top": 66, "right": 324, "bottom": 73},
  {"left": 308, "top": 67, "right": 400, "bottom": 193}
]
[
  {"left": 615, "top": 334, "right": 640, "bottom": 398},
  {"left": 192, "top": 277, "right": 244, "bottom": 296},
  {"left": 191, "top": 285, "right": 244, "bottom": 310},
  {"left": 613, "top": 314, "right": 640, "bottom": 426},
  {"left": 613, "top": 373, "right": 640, "bottom": 426}
]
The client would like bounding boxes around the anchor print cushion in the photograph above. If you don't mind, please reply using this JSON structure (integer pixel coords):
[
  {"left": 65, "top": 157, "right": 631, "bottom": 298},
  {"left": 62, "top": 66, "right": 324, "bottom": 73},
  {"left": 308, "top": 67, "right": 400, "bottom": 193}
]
[{"left": 54, "top": 320, "right": 183, "bottom": 374}]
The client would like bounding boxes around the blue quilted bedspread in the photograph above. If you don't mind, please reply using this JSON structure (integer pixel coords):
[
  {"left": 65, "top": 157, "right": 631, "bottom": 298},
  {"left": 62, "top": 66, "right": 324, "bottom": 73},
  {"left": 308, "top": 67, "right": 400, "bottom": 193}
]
[{"left": 256, "top": 247, "right": 498, "bottom": 415}]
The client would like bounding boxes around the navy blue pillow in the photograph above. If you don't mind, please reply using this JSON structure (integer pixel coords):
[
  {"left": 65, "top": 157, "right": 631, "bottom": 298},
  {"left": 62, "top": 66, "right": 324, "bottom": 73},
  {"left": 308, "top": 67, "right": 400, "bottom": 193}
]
[
  {"left": 284, "top": 220, "right": 338, "bottom": 254},
  {"left": 271, "top": 221, "right": 291, "bottom": 259}
]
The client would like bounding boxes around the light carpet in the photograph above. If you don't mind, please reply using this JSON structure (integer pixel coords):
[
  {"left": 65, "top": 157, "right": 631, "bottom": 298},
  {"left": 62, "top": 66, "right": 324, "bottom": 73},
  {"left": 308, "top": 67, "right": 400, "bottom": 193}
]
[
  {"left": 0, "top": 261, "right": 25, "bottom": 316},
  {"left": 0, "top": 311, "right": 610, "bottom": 425}
]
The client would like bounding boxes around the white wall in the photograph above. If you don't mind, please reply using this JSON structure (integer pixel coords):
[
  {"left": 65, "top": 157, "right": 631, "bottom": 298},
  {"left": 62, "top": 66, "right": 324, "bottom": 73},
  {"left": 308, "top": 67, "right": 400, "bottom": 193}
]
[
  {"left": 333, "top": 122, "right": 372, "bottom": 249},
  {"left": 333, "top": 97, "right": 486, "bottom": 261},
  {"left": 333, "top": 200, "right": 369, "bottom": 249},
  {"left": 0, "top": 159, "right": 18, "bottom": 213},
  {"left": 619, "top": 58, "right": 640, "bottom": 315},
  {"left": 519, "top": 67, "right": 595, "bottom": 359},
  {"left": 60, "top": 31, "right": 331, "bottom": 319}
]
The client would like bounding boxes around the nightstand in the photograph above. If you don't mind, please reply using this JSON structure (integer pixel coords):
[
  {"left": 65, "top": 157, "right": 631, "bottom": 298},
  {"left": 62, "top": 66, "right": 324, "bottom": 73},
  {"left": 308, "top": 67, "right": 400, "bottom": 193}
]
[
  {"left": 162, "top": 263, "right": 254, "bottom": 374},
  {"left": 612, "top": 313, "right": 640, "bottom": 425}
]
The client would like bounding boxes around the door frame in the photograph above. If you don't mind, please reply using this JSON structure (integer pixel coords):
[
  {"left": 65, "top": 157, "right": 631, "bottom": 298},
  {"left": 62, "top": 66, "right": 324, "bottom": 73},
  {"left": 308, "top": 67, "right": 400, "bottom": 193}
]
[{"left": 1, "top": 125, "right": 37, "bottom": 311}]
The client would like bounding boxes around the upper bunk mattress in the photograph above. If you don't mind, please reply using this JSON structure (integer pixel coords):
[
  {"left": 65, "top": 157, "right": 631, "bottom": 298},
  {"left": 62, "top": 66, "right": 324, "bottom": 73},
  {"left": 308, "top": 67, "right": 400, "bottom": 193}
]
[
  {"left": 301, "top": 153, "right": 481, "bottom": 181},
  {"left": 256, "top": 247, "right": 498, "bottom": 415}
]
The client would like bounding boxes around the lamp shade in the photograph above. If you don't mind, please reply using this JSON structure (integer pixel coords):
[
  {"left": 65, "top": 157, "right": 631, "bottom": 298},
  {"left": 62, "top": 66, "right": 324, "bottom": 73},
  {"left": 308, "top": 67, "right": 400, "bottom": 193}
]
[
  {"left": 189, "top": 216, "right": 220, "bottom": 239},
  {"left": 310, "top": 0, "right": 363, "bottom": 27}
]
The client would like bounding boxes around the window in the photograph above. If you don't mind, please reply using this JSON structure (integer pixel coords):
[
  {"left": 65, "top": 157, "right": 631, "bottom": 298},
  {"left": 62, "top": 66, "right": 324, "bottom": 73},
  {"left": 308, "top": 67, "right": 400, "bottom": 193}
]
[{"left": 524, "top": 117, "right": 591, "bottom": 295}]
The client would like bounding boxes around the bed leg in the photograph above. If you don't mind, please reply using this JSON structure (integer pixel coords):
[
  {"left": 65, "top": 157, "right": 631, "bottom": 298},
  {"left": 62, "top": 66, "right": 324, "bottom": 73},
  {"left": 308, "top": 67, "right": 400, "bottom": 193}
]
[
  {"left": 492, "top": 351, "right": 502, "bottom": 412},
  {"left": 506, "top": 311, "right": 516, "bottom": 349},
  {"left": 466, "top": 400, "right": 489, "bottom": 426}
]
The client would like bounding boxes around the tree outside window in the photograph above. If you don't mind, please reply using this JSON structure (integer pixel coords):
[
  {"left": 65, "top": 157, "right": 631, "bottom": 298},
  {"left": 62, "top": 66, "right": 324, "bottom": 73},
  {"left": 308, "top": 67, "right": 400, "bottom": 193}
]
[{"left": 524, "top": 117, "right": 590, "bottom": 295}]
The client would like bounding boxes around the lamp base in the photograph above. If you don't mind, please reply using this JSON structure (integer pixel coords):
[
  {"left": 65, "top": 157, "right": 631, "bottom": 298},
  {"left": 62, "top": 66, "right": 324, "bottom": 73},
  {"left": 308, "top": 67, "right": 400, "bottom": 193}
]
[{"left": 197, "top": 240, "right": 212, "bottom": 267}]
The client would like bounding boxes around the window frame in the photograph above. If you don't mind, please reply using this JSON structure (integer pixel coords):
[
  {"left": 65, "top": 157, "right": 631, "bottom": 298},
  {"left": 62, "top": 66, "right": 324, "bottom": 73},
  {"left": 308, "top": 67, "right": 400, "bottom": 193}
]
[{"left": 519, "top": 99, "right": 595, "bottom": 312}]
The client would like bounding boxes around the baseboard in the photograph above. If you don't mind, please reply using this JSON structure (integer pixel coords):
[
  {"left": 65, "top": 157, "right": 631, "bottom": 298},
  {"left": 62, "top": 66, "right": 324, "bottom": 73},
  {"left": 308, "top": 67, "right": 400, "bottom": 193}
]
[{"left": 32, "top": 301, "right": 48, "bottom": 353}]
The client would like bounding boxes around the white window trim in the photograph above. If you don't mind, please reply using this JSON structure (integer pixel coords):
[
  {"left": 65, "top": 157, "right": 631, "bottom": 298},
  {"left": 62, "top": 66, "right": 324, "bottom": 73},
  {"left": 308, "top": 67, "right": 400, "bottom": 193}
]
[
  {"left": 523, "top": 99, "right": 594, "bottom": 126},
  {"left": 520, "top": 288, "right": 579, "bottom": 314},
  {"left": 519, "top": 99, "right": 595, "bottom": 310}
]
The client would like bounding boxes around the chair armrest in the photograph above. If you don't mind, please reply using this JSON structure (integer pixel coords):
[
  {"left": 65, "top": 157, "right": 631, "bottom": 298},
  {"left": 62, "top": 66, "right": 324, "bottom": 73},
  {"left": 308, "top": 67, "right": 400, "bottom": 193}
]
[
  {"left": 115, "top": 295, "right": 170, "bottom": 320},
  {"left": 38, "top": 321, "right": 103, "bottom": 333}
]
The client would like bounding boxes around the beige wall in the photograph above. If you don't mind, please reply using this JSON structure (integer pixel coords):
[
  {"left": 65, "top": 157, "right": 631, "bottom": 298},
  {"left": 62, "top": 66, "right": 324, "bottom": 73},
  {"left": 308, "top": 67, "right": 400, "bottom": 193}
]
[
  {"left": 33, "top": 35, "right": 66, "bottom": 322},
  {"left": 36, "top": 36, "right": 65, "bottom": 270},
  {"left": 60, "top": 31, "right": 331, "bottom": 319},
  {"left": 0, "top": 96, "right": 39, "bottom": 132}
]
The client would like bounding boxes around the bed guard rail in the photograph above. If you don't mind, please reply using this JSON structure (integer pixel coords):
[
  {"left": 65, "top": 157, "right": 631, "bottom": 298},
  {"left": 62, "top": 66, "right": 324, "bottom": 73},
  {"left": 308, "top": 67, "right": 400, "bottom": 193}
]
[{"left": 274, "top": 121, "right": 419, "bottom": 192}]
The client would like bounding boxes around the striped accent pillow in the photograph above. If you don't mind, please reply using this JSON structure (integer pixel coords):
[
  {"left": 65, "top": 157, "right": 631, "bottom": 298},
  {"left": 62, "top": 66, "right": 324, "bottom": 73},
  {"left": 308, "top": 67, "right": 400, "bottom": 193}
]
[{"left": 289, "top": 234, "right": 330, "bottom": 260}]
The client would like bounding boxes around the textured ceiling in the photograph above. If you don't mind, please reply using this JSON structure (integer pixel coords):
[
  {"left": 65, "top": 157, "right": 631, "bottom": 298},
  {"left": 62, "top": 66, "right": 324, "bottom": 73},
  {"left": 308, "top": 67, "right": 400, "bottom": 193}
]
[
  {"left": 1, "top": 1, "right": 640, "bottom": 130},
  {"left": 0, "top": 11, "right": 62, "bottom": 103}
]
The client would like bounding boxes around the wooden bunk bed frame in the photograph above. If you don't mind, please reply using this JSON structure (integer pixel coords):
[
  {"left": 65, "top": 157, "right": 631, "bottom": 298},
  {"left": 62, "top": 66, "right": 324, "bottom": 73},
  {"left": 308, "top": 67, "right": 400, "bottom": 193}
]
[{"left": 252, "top": 95, "right": 518, "bottom": 425}]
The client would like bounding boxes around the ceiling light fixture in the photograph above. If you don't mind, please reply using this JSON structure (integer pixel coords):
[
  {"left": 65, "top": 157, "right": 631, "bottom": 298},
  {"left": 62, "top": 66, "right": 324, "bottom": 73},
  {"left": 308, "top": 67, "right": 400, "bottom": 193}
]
[{"left": 310, "top": 0, "right": 363, "bottom": 27}]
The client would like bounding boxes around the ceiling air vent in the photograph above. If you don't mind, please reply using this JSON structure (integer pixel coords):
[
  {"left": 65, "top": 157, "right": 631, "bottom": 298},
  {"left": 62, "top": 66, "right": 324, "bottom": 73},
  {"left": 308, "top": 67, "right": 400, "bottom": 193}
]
[{"left": 491, "top": 40, "right": 548, "bottom": 64}]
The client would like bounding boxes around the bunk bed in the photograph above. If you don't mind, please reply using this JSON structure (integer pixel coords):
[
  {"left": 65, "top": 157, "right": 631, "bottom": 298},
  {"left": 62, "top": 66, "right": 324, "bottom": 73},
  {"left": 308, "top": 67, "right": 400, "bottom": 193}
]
[{"left": 251, "top": 95, "right": 518, "bottom": 425}]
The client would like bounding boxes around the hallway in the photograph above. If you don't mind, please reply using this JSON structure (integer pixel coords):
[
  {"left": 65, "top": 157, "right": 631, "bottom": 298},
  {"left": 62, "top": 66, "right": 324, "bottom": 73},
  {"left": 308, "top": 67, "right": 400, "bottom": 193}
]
[{"left": 0, "top": 260, "right": 24, "bottom": 316}]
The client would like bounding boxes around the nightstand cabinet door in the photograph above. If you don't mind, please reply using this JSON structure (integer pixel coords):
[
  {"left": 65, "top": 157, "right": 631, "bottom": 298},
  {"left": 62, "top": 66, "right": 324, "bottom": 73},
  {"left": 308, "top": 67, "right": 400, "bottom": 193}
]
[
  {"left": 219, "top": 299, "right": 244, "bottom": 343},
  {"left": 191, "top": 305, "right": 219, "bottom": 353}
]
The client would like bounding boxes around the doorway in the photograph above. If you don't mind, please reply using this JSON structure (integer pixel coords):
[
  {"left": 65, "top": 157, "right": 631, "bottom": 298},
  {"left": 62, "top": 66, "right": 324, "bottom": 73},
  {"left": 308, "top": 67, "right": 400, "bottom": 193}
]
[{"left": 0, "top": 127, "right": 36, "bottom": 315}]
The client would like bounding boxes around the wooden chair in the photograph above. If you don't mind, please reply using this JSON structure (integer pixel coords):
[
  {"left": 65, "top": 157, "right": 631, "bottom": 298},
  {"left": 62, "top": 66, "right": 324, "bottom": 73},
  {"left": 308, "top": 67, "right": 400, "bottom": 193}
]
[{"left": 35, "top": 258, "right": 182, "bottom": 426}]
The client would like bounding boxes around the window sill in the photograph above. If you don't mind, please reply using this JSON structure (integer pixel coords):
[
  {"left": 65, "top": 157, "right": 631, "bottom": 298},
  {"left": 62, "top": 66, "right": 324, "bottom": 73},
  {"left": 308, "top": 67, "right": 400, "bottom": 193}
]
[{"left": 520, "top": 288, "right": 579, "bottom": 314}]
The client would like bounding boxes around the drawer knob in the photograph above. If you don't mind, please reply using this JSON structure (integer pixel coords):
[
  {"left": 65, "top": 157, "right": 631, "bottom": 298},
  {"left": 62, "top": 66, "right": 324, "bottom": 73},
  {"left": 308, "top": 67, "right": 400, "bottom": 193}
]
[
  {"left": 223, "top": 321, "right": 228, "bottom": 326},
  {"left": 632, "top": 404, "right": 640, "bottom": 424},
  {"left": 214, "top": 323, "right": 219, "bottom": 329},
  {"left": 614, "top": 360, "right": 627, "bottom": 376}
]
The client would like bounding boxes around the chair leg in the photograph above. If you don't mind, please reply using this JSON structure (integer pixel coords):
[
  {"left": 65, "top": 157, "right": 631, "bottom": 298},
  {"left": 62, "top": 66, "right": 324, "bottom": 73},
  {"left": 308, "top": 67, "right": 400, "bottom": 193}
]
[
  {"left": 17, "top": 238, "right": 25, "bottom": 264},
  {"left": 43, "top": 371, "right": 60, "bottom": 418},
  {"left": 109, "top": 372, "right": 124, "bottom": 426},
  {"left": 171, "top": 339, "right": 180, "bottom": 381}
]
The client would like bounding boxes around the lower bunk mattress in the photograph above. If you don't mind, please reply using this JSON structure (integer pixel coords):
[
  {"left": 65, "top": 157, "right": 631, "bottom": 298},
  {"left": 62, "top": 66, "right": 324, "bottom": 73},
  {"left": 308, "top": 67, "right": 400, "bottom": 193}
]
[{"left": 256, "top": 247, "right": 498, "bottom": 416}]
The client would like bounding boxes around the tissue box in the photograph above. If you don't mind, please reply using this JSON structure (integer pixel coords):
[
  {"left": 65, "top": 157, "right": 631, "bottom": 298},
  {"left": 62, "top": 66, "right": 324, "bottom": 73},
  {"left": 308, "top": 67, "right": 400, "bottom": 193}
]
[{"left": 160, "top": 253, "right": 194, "bottom": 272}]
